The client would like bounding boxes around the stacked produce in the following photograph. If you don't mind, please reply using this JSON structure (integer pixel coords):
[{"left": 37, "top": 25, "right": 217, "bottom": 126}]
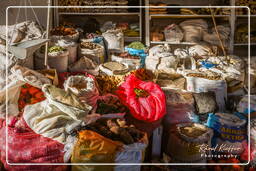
[
  {"left": 58, "top": 0, "right": 128, "bottom": 13},
  {"left": 151, "top": 19, "right": 230, "bottom": 50},
  {"left": 236, "top": 0, "right": 256, "bottom": 14},
  {"left": 235, "top": 24, "right": 256, "bottom": 43},
  {"left": 149, "top": 2, "right": 167, "bottom": 14}
]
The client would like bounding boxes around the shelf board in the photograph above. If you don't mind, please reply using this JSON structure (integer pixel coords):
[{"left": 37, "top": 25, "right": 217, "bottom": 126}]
[
  {"left": 236, "top": 15, "right": 256, "bottom": 18},
  {"left": 234, "top": 43, "right": 256, "bottom": 46},
  {"left": 151, "top": 41, "right": 196, "bottom": 45},
  {"left": 124, "top": 37, "right": 141, "bottom": 42},
  {"left": 59, "top": 12, "right": 140, "bottom": 16},
  {"left": 150, "top": 14, "right": 230, "bottom": 19}
]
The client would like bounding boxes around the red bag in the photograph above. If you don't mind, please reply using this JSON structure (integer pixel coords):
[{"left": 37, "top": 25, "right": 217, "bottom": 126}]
[
  {"left": 0, "top": 117, "right": 67, "bottom": 171},
  {"left": 116, "top": 75, "right": 166, "bottom": 122}
]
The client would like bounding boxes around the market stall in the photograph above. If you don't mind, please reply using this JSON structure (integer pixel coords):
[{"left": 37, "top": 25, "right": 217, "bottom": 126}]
[{"left": 0, "top": 0, "right": 255, "bottom": 171}]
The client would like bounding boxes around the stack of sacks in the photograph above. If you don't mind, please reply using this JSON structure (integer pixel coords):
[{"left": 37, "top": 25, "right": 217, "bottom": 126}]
[
  {"left": 179, "top": 19, "right": 208, "bottom": 43},
  {"left": 203, "top": 25, "right": 230, "bottom": 48},
  {"left": 0, "top": 21, "right": 44, "bottom": 44},
  {"left": 146, "top": 44, "right": 179, "bottom": 72}
]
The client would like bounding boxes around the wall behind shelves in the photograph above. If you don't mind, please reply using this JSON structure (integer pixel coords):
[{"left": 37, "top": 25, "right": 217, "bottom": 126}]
[{"left": 0, "top": 0, "right": 48, "bottom": 27}]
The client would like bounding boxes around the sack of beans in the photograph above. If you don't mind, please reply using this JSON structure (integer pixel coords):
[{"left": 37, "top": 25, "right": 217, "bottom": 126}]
[
  {"left": 34, "top": 46, "right": 69, "bottom": 72},
  {"left": 79, "top": 42, "right": 104, "bottom": 64},
  {"left": 186, "top": 74, "right": 227, "bottom": 112},
  {"left": 111, "top": 52, "right": 141, "bottom": 70},
  {"left": 50, "top": 26, "right": 80, "bottom": 42},
  {"left": 68, "top": 56, "right": 99, "bottom": 76},
  {"left": 206, "top": 113, "right": 247, "bottom": 155},
  {"left": 64, "top": 75, "right": 99, "bottom": 109},
  {"left": 56, "top": 39, "right": 78, "bottom": 65},
  {"left": 167, "top": 123, "right": 213, "bottom": 163}
]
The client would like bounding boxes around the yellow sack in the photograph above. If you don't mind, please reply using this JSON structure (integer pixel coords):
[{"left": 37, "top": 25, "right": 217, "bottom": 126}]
[
  {"left": 71, "top": 129, "right": 148, "bottom": 171},
  {"left": 72, "top": 130, "right": 122, "bottom": 171}
]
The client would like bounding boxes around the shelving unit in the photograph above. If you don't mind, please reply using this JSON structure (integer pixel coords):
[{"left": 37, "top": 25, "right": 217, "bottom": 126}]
[
  {"left": 144, "top": 0, "right": 256, "bottom": 57},
  {"left": 54, "top": 0, "right": 143, "bottom": 43},
  {"left": 53, "top": 0, "right": 255, "bottom": 57}
]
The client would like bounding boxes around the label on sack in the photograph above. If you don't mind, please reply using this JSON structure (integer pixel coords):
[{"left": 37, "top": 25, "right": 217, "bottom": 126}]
[{"left": 206, "top": 113, "right": 247, "bottom": 143}]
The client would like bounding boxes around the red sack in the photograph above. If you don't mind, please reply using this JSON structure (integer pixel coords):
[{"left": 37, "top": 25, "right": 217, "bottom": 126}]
[
  {"left": 116, "top": 75, "right": 166, "bottom": 122},
  {"left": 0, "top": 117, "right": 67, "bottom": 171}
]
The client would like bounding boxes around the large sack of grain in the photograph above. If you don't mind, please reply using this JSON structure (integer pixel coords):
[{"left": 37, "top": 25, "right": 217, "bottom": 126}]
[
  {"left": 64, "top": 75, "right": 99, "bottom": 109},
  {"left": 79, "top": 42, "right": 104, "bottom": 64},
  {"left": 167, "top": 123, "right": 213, "bottom": 163}
]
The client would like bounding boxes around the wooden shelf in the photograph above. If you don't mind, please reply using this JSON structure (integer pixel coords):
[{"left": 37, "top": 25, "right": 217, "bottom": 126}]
[
  {"left": 150, "top": 14, "right": 230, "bottom": 19},
  {"left": 150, "top": 41, "right": 196, "bottom": 45},
  {"left": 59, "top": 12, "right": 140, "bottom": 16}
]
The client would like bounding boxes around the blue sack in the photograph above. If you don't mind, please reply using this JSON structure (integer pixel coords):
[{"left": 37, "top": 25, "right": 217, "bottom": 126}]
[{"left": 200, "top": 61, "right": 217, "bottom": 69}]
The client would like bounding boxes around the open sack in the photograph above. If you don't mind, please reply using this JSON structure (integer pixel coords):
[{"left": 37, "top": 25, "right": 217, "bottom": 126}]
[
  {"left": 67, "top": 115, "right": 148, "bottom": 171},
  {"left": 23, "top": 84, "right": 92, "bottom": 144}
]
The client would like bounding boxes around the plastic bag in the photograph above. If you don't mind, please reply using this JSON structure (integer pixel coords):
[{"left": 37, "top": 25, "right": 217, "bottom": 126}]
[
  {"left": 146, "top": 45, "right": 179, "bottom": 72},
  {"left": 188, "top": 44, "right": 214, "bottom": 57},
  {"left": 64, "top": 75, "right": 99, "bottom": 109},
  {"left": 23, "top": 84, "right": 92, "bottom": 144},
  {"left": 11, "top": 65, "right": 52, "bottom": 88},
  {"left": 179, "top": 19, "right": 208, "bottom": 42},
  {"left": 163, "top": 89, "right": 197, "bottom": 126},
  {"left": 193, "top": 92, "right": 217, "bottom": 114},
  {"left": 0, "top": 117, "right": 67, "bottom": 171},
  {"left": 206, "top": 113, "right": 247, "bottom": 155},
  {"left": 103, "top": 29, "right": 124, "bottom": 52},
  {"left": 186, "top": 76, "right": 227, "bottom": 112},
  {"left": 116, "top": 75, "right": 166, "bottom": 122},
  {"left": 71, "top": 129, "right": 147, "bottom": 171},
  {"left": 164, "top": 24, "right": 183, "bottom": 42}
]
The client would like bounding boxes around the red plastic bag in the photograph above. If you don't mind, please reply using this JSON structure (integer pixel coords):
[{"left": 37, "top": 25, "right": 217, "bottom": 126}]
[
  {"left": 0, "top": 117, "right": 67, "bottom": 171},
  {"left": 116, "top": 75, "right": 166, "bottom": 122}
]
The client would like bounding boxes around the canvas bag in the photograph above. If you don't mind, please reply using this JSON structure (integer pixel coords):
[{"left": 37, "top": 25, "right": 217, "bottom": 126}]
[{"left": 23, "top": 84, "right": 92, "bottom": 144}]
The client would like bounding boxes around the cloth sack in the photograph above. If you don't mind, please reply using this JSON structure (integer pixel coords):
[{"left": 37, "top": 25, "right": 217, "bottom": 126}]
[
  {"left": 68, "top": 56, "right": 99, "bottom": 76},
  {"left": 64, "top": 75, "right": 99, "bottom": 109},
  {"left": 102, "top": 29, "right": 124, "bottom": 52},
  {"left": 193, "top": 92, "right": 217, "bottom": 114},
  {"left": 23, "top": 84, "right": 92, "bottom": 144}
]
